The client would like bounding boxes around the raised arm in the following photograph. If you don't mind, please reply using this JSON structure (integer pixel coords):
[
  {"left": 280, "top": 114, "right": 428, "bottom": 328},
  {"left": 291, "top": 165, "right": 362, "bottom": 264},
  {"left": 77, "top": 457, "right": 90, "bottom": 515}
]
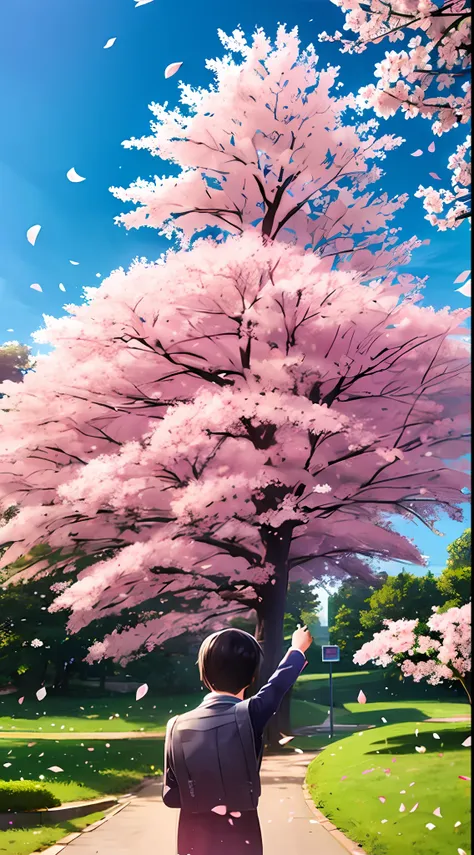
[{"left": 248, "top": 626, "right": 312, "bottom": 734}]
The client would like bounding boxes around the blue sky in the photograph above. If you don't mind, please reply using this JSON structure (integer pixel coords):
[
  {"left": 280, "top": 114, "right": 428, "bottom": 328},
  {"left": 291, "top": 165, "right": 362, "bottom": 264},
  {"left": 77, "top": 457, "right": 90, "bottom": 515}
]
[{"left": 0, "top": 0, "right": 470, "bottom": 612}]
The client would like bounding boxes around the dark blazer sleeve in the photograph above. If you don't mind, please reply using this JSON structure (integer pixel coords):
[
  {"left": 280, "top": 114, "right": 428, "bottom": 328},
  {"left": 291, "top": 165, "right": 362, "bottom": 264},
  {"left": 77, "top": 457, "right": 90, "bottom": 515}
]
[
  {"left": 248, "top": 648, "right": 307, "bottom": 735},
  {"left": 162, "top": 716, "right": 181, "bottom": 809}
]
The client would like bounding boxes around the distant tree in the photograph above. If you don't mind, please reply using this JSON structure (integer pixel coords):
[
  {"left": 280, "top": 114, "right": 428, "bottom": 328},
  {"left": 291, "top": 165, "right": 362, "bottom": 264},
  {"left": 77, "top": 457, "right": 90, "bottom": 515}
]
[
  {"left": 283, "top": 581, "right": 321, "bottom": 636},
  {"left": 329, "top": 573, "right": 387, "bottom": 658},
  {"left": 446, "top": 528, "right": 471, "bottom": 571},
  {"left": 360, "top": 570, "right": 441, "bottom": 632},
  {"left": 436, "top": 529, "right": 471, "bottom": 610},
  {"left": 0, "top": 342, "right": 34, "bottom": 387}
]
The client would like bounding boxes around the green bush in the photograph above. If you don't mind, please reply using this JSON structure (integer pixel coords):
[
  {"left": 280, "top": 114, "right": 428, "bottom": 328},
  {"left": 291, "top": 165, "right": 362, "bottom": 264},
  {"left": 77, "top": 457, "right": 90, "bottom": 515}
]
[{"left": 0, "top": 780, "right": 61, "bottom": 812}]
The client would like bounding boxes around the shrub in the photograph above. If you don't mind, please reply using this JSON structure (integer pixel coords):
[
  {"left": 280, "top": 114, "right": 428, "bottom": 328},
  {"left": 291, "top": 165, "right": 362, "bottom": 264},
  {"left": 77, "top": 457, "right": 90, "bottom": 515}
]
[{"left": 0, "top": 780, "right": 61, "bottom": 812}]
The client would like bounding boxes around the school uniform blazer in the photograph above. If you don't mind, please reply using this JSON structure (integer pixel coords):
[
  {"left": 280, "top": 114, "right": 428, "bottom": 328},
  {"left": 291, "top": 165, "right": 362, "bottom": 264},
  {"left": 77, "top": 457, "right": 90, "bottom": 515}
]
[{"left": 162, "top": 647, "right": 307, "bottom": 808}]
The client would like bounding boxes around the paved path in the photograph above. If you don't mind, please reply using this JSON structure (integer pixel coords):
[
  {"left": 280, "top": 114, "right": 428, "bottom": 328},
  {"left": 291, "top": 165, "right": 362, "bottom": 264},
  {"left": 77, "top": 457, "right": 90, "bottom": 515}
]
[{"left": 64, "top": 752, "right": 348, "bottom": 855}]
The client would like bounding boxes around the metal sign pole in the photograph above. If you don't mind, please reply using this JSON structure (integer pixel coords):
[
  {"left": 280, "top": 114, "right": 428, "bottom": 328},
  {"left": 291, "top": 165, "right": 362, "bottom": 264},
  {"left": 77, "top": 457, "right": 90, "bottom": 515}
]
[{"left": 329, "top": 661, "right": 334, "bottom": 738}]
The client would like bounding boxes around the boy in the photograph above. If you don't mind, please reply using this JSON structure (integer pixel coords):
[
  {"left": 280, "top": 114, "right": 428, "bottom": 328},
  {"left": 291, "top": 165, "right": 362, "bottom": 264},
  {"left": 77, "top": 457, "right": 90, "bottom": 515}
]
[{"left": 162, "top": 624, "right": 312, "bottom": 855}]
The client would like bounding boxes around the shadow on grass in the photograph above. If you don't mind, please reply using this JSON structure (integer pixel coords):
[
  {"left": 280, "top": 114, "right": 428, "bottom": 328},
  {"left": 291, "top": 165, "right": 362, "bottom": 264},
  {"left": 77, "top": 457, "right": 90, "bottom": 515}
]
[
  {"left": 0, "top": 739, "right": 165, "bottom": 798},
  {"left": 366, "top": 727, "right": 470, "bottom": 756},
  {"left": 339, "top": 707, "right": 431, "bottom": 725}
]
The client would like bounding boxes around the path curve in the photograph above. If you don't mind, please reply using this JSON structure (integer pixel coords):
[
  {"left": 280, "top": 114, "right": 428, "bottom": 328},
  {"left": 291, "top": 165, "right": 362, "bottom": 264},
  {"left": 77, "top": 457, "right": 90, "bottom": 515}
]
[{"left": 50, "top": 753, "right": 352, "bottom": 855}]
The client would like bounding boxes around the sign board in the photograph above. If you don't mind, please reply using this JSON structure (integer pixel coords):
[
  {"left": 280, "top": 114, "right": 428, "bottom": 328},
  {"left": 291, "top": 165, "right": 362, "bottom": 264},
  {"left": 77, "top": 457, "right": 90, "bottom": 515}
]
[{"left": 322, "top": 645, "right": 340, "bottom": 663}]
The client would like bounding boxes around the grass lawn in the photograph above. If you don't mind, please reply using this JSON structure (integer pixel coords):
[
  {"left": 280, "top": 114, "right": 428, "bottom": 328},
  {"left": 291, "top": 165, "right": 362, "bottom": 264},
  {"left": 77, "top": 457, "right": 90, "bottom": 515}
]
[
  {"left": 0, "top": 692, "right": 201, "bottom": 735},
  {"left": 0, "top": 810, "right": 104, "bottom": 855},
  {"left": 0, "top": 738, "right": 164, "bottom": 803},
  {"left": 306, "top": 721, "right": 471, "bottom": 855}
]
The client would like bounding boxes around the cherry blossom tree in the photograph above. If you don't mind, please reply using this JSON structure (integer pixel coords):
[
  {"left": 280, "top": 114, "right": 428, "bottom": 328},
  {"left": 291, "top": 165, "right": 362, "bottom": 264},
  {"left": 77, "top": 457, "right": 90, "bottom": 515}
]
[
  {"left": 353, "top": 602, "right": 472, "bottom": 702},
  {"left": 320, "top": 0, "right": 471, "bottom": 229},
  {"left": 0, "top": 28, "right": 470, "bottom": 700}
]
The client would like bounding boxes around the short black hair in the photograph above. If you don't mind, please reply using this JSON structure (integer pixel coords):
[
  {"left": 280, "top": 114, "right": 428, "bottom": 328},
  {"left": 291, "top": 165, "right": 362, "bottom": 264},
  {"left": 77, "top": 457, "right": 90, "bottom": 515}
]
[{"left": 198, "top": 629, "right": 263, "bottom": 694}]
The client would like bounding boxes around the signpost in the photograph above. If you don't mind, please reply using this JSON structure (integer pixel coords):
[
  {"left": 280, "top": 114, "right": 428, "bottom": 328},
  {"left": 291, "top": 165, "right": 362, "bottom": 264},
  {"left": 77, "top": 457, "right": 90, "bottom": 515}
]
[{"left": 322, "top": 645, "right": 340, "bottom": 737}]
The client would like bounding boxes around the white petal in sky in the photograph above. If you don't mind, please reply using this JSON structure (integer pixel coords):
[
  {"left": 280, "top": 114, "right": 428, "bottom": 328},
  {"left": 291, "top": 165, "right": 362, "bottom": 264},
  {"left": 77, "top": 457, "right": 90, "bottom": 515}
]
[
  {"left": 26, "top": 224, "right": 41, "bottom": 246},
  {"left": 164, "top": 62, "right": 183, "bottom": 79},
  {"left": 104, "top": 37, "right": 116, "bottom": 49},
  {"left": 66, "top": 167, "right": 86, "bottom": 183},
  {"left": 59, "top": 283, "right": 66, "bottom": 292},
  {"left": 69, "top": 260, "right": 80, "bottom": 265},
  {"left": 411, "top": 149, "right": 423, "bottom": 156},
  {"left": 30, "top": 283, "right": 43, "bottom": 292},
  {"left": 457, "top": 280, "right": 471, "bottom": 298},
  {"left": 135, "top": 0, "right": 154, "bottom": 5}
]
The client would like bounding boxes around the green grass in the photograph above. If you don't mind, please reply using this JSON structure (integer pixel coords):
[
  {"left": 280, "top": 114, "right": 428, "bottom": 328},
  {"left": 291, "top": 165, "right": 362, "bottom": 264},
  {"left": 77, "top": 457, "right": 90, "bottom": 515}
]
[
  {"left": 306, "top": 721, "right": 471, "bottom": 855},
  {"left": 0, "top": 738, "right": 164, "bottom": 803},
  {"left": 290, "top": 699, "right": 329, "bottom": 729},
  {"left": 0, "top": 692, "right": 201, "bottom": 734},
  {"left": 0, "top": 810, "right": 104, "bottom": 855}
]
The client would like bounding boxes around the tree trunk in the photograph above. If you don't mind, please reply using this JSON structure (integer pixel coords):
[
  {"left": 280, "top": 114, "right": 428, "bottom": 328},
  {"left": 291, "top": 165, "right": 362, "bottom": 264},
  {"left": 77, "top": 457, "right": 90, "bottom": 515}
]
[{"left": 254, "top": 522, "right": 293, "bottom": 749}]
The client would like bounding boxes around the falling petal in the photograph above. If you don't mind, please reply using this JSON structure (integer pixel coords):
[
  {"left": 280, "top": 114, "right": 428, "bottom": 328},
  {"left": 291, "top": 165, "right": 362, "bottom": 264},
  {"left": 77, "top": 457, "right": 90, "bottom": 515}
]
[
  {"left": 458, "top": 850, "right": 467, "bottom": 855},
  {"left": 104, "top": 37, "right": 116, "bottom": 49},
  {"left": 3, "top": 763, "right": 11, "bottom": 768},
  {"left": 433, "top": 807, "right": 442, "bottom": 817},
  {"left": 18, "top": 697, "right": 24, "bottom": 705},
  {"left": 87, "top": 747, "right": 94, "bottom": 752},
  {"left": 378, "top": 797, "right": 386, "bottom": 803},
  {"left": 135, "top": 0, "right": 154, "bottom": 5},
  {"left": 164, "top": 62, "right": 183, "bottom": 79},
  {"left": 66, "top": 167, "right": 86, "bottom": 183},
  {"left": 381, "top": 717, "right": 387, "bottom": 723},
  {"left": 30, "top": 283, "right": 42, "bottom": 292},
  {"left": 36, "top": 687, "right": 47, "bottom": 701},
  {"left": 211, "top": 805, "right": 227, "bottom": 815},
  {"left": 58, "top": 283, "right": 66, "bottom": 292},
  {"left": 458, "top": 775, "right": 470, "bottom": 781},
  {"left": 457, "top": 280, "right": 471, "bottom": 298},
  {"left": 278, "top": 735, "right": 294, "bottom": 745},
  {"left": 136, "top": 684, "right": 149, "bottom": 701},
  {"left": 426, "top": 823, "right": 436, "bottom": 831},
  {"left": 105, "top": 743, "right": 110, "bottom": 748},
  {"left": 48, "top": 766, "right": 64, "bottom": 773},
  {"left": 428, "top": 141, "right": 436, "bottom": 153},
  {"left": 69, "top": 260, "right": 80, "bottom": 265},
  {"left": 294, "top": 748, "right": 303, "bottom": 754},
  {"left": 381, "top": 819, "right": 388, "bottom": 824},
  {"left": 433, "top": 733, "right": 440, "bottom": 739},
  {"left": 340, "top": 776, "right": 347, "bottom": 781},
  {"left": 410, "top": 803, "right": 418, "bottom": 813},
  {"left": 357, "top": 690, "right": 367, "bottom": 704},
  {"left": 362, "top": 768, "right": 375, "bottom": 775},
  {"left": 415, "top": 729, "right": 419, "bottom": 737},
  {"left": 27, "top": 743, "right": 36, "bottom": 748},
  {"left": 411, "top": 149, "right": 423, "bottom": 156},
  {"left": 429, "top": 172, "right": 441, "bottom": 180},
  {"left": 454, "top": 270, "right": 470, "bottom": 284},
  {"left": 230, "top": 812, "right": 241, "bottom": 818},
  {"left": 399, "top": 803, "right": 405, "bottom": 812},
  {"left": 415, "top": 746, "right": 426, "bottom": 753},
  {"left": 462, "top": 736, "right": 471, "bottom": 747},
  {"left": 26, "top": 225, "right": 41, "bottom": 246},
  {"left": 409, "top": 782, "right": 415, "bottom": 787},
  {"left": 455, "top": 821, "right": 462, "bottom": 828}
]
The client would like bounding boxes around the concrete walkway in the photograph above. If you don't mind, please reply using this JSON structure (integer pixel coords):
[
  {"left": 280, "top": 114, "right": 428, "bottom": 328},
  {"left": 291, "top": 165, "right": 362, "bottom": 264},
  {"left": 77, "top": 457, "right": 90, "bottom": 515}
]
[{"left": 63, "top": 752, "right": 349, "bottom": 855}]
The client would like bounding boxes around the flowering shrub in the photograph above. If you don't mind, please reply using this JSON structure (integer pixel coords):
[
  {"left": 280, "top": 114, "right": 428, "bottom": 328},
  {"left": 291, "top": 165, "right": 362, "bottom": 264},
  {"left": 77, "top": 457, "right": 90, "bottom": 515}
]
[{"left": 354, "top": 602, "right": 471, "bottom": 701}]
